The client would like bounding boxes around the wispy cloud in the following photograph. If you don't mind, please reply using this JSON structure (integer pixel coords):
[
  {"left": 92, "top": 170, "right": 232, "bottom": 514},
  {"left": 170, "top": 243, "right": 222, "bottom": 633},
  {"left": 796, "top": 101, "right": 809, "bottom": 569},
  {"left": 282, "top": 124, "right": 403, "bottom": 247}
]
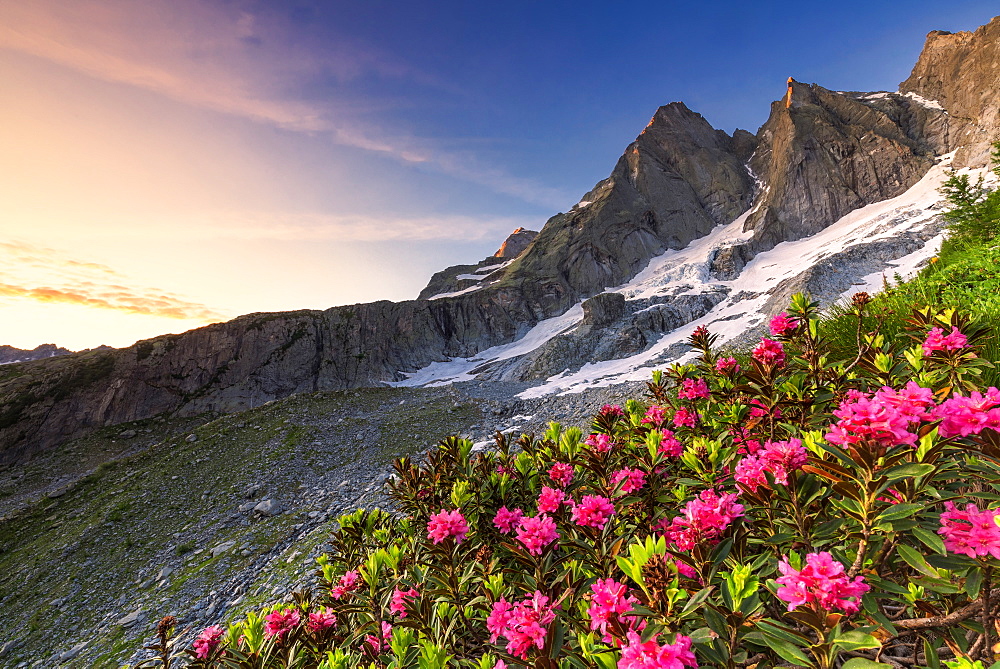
[
  {"left": 0, "top": 0, "right": 571, "bottom": 208},
  {"left": 0, "top": 241, "right": 227, "bottom": 321}
]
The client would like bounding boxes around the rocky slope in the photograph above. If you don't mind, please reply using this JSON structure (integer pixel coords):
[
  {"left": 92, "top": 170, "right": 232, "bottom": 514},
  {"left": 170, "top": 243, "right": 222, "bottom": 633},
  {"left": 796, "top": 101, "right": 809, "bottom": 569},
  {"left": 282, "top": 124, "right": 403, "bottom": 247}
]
[
  {"left": 2, "top": 15, "right": 999, "bottom": 471},
  {"left": 0, "top": 344, "right": 71, "bottom": 365}
]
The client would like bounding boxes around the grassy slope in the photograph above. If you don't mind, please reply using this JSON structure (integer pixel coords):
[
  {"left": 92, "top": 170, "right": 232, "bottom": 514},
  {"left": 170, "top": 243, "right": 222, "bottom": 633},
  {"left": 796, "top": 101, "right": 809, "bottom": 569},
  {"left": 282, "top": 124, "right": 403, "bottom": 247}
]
[{"left": 0, "top": 386, "right": 485, "bottom": 668}]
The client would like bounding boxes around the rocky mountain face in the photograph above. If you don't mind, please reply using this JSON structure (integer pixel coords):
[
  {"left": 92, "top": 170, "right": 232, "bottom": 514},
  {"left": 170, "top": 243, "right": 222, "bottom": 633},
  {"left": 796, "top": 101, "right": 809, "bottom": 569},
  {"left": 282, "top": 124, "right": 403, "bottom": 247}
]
[
  {"left": 3, "top": 15, "right": 999, "bottom": 464},
  {"left": 0, "top": 344, "right": 71, "bottom": 365}
]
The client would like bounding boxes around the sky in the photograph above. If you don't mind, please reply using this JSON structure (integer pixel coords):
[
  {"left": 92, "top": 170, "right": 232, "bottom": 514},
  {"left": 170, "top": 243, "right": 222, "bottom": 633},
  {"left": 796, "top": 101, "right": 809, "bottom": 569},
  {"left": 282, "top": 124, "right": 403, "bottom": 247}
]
[{"left": 1, "top": 1, "right": 997, "bottom": 351}]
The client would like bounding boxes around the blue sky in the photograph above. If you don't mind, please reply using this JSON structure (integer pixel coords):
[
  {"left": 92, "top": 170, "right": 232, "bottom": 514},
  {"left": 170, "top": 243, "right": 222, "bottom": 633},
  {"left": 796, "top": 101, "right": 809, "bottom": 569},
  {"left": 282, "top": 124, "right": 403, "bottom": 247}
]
[{"left": 0, "top": 0, "right": 997, "bottom": 349}]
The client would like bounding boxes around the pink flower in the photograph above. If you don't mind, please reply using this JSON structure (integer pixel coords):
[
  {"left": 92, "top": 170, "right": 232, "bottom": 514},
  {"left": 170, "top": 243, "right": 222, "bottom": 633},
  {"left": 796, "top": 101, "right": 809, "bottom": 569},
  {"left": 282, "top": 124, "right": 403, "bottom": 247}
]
[
  {"left": 587, "top": 578, "right": 643, "bottom": 643},
  {"left": 769, "top": 312, "right": 799, "bottom": 338},
  {"left": 735, "top": 438, "right": 807, "bottom": 493},
  {"left": 874, "top": 382, "right": 936, "bottom": 423},
  {"left": 752, "top": 338, "right": 786, "bottom": 366},
  {"left": 935, "top": 388, "right": 1000, "bottom": 438},
  {"left": 537, "top": 486, "right": 567, "bottom": 513},
  {"left": 600, "top": 404, "right": 625, "bottom": 418},
  {"left": 663, "top": 489, "right": 744, "bottom": 551},
  {"left": 515, "top": 514, "right": 560, "bottom": 556},
  {"left": 618, "top": 630, "right": 698, "bottom": 669},
  {"left": 192, "top": 625, "right": 225, "bottom": 659},
  {"left": 939, "top": 502, "right": 1000, "bottom": 559},
  {"left": 390, "top": 587, "right": 418, "bottom": 618},
  {"left": 548, "top": 462, "right": 574, "bottom": 487},
  {"left": 365, "top": 621, "right": 393, "bottom": 655},
  {"left": 307, "top": 607, "right": 337, "bottom": 633},
  {"left": 330, "top": 569, "right": 360, "bottom": 599},
  {"left": 494, "top": 662, "right": 508, "bottom": 669},
  {"left": 572, "top": 495, "right": 616, "bottom": 530},
  {"left": 659, "top": 429, "right": 683, "bottom": 457},
  {"left": 775, "top": 552, "right": 869, "bottom": 614},
  {"left": 678, "top": 378, "right": 710, "bottom": 400},
  {"left": 672, "top": 407, "right": 697, "bottom": 428},
  {"left": 612, "top": 468, "right": 647, "bottom": 495},
  {"left": 427, "top": 509, "right": 469, "bottom": 545},
  {"left": 497, "top": 464, "right": 515, "bottom": 476},
  {"left": 877, "top": 488, "right": 905, "bottom": 505},
  {"left": 494, "top": 506, "right": 524, "bottom": 534},
  {"left": 826, "top": 392, "right": 917, "bottom": 448},
  {"left": 643, "top": 405, "right": 668, "bottom": 427},
  {"left": 714, "top": 356, "right": 741, "bottom": 375},
  {"left": 923, "top": 326, "right": 968, "bottom": 356},
  {"left": 487, "top": 592, "right": 557, "bottom": 659},
  {"left": 585, "top": 433, "right": 614, "bottom": 453},
  {"left": 263, "top": 608, "right": 300, "bottom": 642}
]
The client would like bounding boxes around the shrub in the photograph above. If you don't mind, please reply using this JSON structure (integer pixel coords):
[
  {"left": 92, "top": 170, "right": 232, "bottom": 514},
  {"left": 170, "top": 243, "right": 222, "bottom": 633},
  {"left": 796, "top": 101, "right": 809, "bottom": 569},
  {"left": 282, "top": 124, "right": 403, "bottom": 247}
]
[{"left": 130, "top": 293, "right": 1000, "bottom": 669}]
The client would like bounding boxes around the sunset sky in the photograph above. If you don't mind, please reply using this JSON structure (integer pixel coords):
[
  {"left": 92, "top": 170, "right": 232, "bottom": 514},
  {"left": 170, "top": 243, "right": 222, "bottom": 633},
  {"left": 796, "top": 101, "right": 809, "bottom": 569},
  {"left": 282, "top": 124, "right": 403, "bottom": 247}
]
[{"left": 1, "top": 0, "right": 997, "bottom": 351}]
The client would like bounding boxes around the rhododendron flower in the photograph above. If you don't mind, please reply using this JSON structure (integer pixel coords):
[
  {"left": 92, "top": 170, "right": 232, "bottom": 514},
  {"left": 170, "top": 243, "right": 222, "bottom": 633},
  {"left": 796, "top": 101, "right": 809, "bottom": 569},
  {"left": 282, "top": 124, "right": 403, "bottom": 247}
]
[
  {"left": 585, "top": 433, "right": 614, "bottom": 453},
  {"left": 427, "top": 509, "right": 469, "bottom": 545},
  {"left": 714, "top": 356, "right": 741, "bottom": 375},
  {"left": 659, "top": 429, "right": 682, "bottom": 457},
  {"left": 749, "top": 405, "right": 781, "bottom": 420},
  {"left": 663, "top": 489, "right": 744, "bottom": 551},
  {"left": 939, "top": 502, "right": 1000, "bottom": 559},
  {"left": 874, "top": 381, "right": 936, "bottom": 423},
  {"left": 487, "top": 592, "right": 557, "bottom": 659},
  {"left": 618, "top": 630, "right": 698, "bottom": 669},
  {"left": 672, "top": 407, "right": 697, "bottom": 428},
  {"left": 390, "top": 587, "right": 418, "bottom": 618},
  {"left": 496, "top": 464, "right": 515, "bottom": 476},
  {"left": 826, "top": 392, "right": 917, "bottom": 448},
  {"left": 600, "top": 404, "right": 625, "bottom": 418},
  {"left": 776, "top": 552, "right": 869, "bottom": 614},
  {"left": 193, "top": 625, "right": 225, "bottom": 659},
  {"left": 752, "top": 338, "right": 786, "bottom": 366},
  {"left": 643, "top": 405, "right": 668, "bottom": 427},
  {"left": 494, "top": 661, "right": 508, "bottom": 669},
  {"left": 494, "top": 506, "right": 525, "bottom": 534},
  {"left": 923, "top": 326, "right": 968, "bottom": 356},
  {"left": 769, "top": 312, "right": 799, "bottom": 337},
  {"left": 548, "top": 462, "right": 574, "bottom": 487},
  {"left": 515, "top": 514, "right": 560, "bottom": 555},
  {"left": 678, "top": 378, "right": 710, "bottom": 400},
  {"left": 935, "top": 388, "right": 1000, "bottom": 438},
  {"left": 612, "top": 468, "right": 647, "bottom": 494},
  {"left": 365, "top": 621, "right": 393, "bottom": 655},
  {"left": 877, "top": 488, "right": 905, "bottom": 505},
  {"left": 263, "top": 608, "right": 300, "bottom": 641},
  {"left": 587, "top": 578, "right": 643, "bottom": 643},
  {"left": 537, "top": 486, "right": 567, "bottom": 513},
  {"left": 330, "top": 569, "right": 360, "bottom": 599},
  {"left": 735, "top": 438, "right": 807, "bottom": 493},
  {"left": 572, "top": 495, "right": 616, "bottom": 530},
  {"left": 307, "top": 607, "right": 337, "bottom": 632}
]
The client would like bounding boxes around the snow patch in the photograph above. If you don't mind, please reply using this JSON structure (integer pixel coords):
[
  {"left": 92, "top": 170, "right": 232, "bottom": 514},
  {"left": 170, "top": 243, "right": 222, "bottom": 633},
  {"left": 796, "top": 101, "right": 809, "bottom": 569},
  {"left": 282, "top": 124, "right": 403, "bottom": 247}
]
[
  {"left": 426, "top": 285, "right": 483, "bottom": 300},
  {"left": 903, "top": 91, "right": 946, "bottom": 111}
]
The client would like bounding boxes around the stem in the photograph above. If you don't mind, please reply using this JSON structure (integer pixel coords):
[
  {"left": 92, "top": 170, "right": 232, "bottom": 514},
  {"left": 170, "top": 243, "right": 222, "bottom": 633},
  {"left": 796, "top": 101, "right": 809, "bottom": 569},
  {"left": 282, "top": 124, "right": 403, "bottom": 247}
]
[{"left": 983, "top": 565, "right": 994, "bottom": 661}]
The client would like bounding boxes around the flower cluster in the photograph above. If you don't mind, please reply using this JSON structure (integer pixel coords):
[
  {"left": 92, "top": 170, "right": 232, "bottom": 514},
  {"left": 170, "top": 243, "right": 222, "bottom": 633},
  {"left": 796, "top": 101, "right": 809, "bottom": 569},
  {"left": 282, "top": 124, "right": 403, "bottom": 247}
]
[
  {"left": 826, "top": 384, "right": 935, "bottom": 448},
  {"left": 939, "top": 502, "right": 1000, "bottom": 559},
  {"left": 571, "top": 495, "right": 616, "bottom": 530},
  {"left": 192, "top": 625, "right": 225, "bottom": 659},
  {"left": 734, "top": 438, "right": 808, "bottom": 492},
  {"left": 775, "top": 552, "right": 869, "bottom": 614},
  {"left": 612, "top": 468, "right": 647, "bottom": 495},
  {"left": 586, "top": 578, "right": 642, "bottom": 643},
  {"left": 330, "top": 570, "right": 360, "bottom": 599},
  {"left": 935, "top": 388, "right": 1000, "bottom": 438},
  {"left": 618, "top": 630, "right": 698, "bottom": 669},
  {"left": 389, "top": 587, "right": 418, "bottom": 618},
  {"left": 659, "top": 429, "right": 682, "bottom": 457},
  {"left": 923, "top": 326, "right": 968, "bottom": 356},
  {"left": 714, "top": 356, "right": 740, "bottom": 374},
  {"left": 263, "top": 608, "right": 300, "bottom": 641},
  {"left": 515, "top": 514, "right": 560, "bottom": 555},
  {"left": 487, "top": 592, "right": 558, "bottom": 659},
  {"left": 427, "top": 509, "right": 469, "bottom": 545},
  {"left": 662, "top": 489, "right": 744, "bottom": 551},
  {"left": 307, "top": 608, "right": 337, "bottom": 633},
  {"left": 673, "top": 407, "right": 697, "bottom": 428},
  {"left": 548, "top": 462, "right": 574, "bottom": 487},
  {"left": 769, "top": 312, "right": 799, "bottom": 337},
  {"left": 643, "top": 405, "right": 668, "bottom": 427},
  {"left": 364, "top": 621, "right": 393, "bottom": 655},
  {"left": 585, "top": 433, "right": 614, "bottom": 453},
  {"left": 537, "top": 486, "right": 567, "bottom": 512},
  {"left": 494, "top": 506, "right": 525, "bottom": 534},
  {"left": 752, "top": 338, "right": 786, "bottom": 366},
  {"left": 678, "top": 377, "right": 710, "bottom": 400}
]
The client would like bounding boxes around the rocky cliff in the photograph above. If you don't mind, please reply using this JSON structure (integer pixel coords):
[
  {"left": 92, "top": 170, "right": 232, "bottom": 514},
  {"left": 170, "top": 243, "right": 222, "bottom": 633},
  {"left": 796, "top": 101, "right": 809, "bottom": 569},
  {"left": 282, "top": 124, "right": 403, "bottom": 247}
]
[
  {"left": 0, "top": 344, "right": 71, "bottom": 365},
  {"left": 3, "top": 15, "right": 999, "bottom": 463}
]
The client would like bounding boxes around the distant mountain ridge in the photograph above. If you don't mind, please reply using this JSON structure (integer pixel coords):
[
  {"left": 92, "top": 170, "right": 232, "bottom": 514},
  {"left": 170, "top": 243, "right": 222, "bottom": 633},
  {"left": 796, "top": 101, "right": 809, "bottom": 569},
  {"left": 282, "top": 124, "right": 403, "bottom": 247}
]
[
  {"left": 2, "top": 15, "right": 999, "bottom": 464},
  {"left": 0, "top": 344, "right": 72, "bottom": 366}
]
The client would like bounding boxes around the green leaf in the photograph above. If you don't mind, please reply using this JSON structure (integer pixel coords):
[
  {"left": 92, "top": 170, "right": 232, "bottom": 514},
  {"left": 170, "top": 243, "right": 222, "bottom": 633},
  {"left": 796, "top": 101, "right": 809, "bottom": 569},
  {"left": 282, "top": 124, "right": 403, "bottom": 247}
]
[
  {"left": 833, "top": 630, "right": 881, "bottom": 652},
  {"left": 923, "top": 638, "right": 941, "bottom": 669},
  {"left": 885, "top": 463, "right": 935, "bottom": 482},
  {"left": 913, "top": 527, "right": 947, "bottom": 556},
  {"left": 876, "top": 503, "right": 924, "bottom": 523},
  {"left": 897, "top": 544, "right": 940, "bottom": 578},
  {"left": 760, "top": 634, "right": 812, "bottom": 667},
  {"left": 841, "top": 659, "right": 894, "bottom": 669}
]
